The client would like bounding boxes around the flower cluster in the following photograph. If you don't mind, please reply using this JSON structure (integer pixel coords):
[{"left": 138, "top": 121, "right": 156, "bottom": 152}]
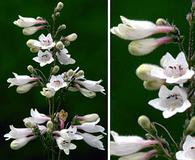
[
  {"left": 4, "top": 109, "right": 105, "bottom": 155},
  {"left": 5, "top": 2, "right": 106, "bottom": 159}
]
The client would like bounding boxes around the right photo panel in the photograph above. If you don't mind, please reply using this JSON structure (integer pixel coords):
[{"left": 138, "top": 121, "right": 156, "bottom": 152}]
[{"left": 111, "top": 1, "right": 195, "bottom": 160}]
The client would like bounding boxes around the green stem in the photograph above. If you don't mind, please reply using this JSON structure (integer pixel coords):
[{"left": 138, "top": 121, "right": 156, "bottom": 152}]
[
  {"left": 153, "top": 122, "right": 179, "bottom": 150},
  {"left": 57, "top": 150, "right": 61, "bottom": 160},
  {"left": 188, "top": 10, "right": 194, "bottom": 65}
]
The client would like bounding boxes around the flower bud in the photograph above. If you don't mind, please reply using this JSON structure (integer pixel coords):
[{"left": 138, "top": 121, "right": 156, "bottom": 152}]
[
  {"left": 56, "top": 41, "right": 64, "bottom": 50},
  {"left": 138, "top": 115, "right": 156, "bottom": 134},
  {"left": 23, "top": 118, "right": 36, "bottom": 128},
  {"left": 16, "top": 82, "right": 37, "bottom": 94},
  {"left": 64, "top": 40, "right": 70, "bottom": 46},
  {"left": 23, "top": 26, "right": 44, "bottom": 36},
  {"left": 57, "top": 24, "right": 66, "bottom": 32},
  {"left": 55, "top": 12, "right": 60, "bottom": 17},
  {"left": 51, "top": 65, "right": 60, "bottom": 74},
  {"left": 136, "top": 64, "right": 161, "bottom": 81},
  {"left": 65, "top": 33, "right": 78, "bottom": 42},
  {"left": 55, "top": 2, "right": 64, "bottom": 12},
  {"left": 10, "top": 137, "right": 34, "bottom": 150},
  {"left": 40, "top": 87, "right": 55, "bottom": 98},
  {"left": 30, "top": 47, "right": 40, "bottom": 53},
  {"left": 185, "top": 116, "right": 195, "bottom": 134},
  {"left": 67, "top": 69, "right": 74, "bottom": 77},
  {"left": 47, "top": 120, "right": 53, "bottom": 132},
  {"left": 75, "top": 114, "right": 99, "bottom": 124},
  {"left": 156, "top": 18, "right": 169, "bottom": 25},
  {"left": 75, "top": 70, "right": 84, "bottom": 78},
  {"left": 27, "top": 65, "right": 35, "bottom": 73},
  {"left": 128, "top": 37, "right": 173, "bottom": 56},
  {"left": 143, "top": 80, "right": 164, "bottom": 90}
]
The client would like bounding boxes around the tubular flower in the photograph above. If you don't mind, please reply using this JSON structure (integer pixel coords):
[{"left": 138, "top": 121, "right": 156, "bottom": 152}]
[
  {"left": 80, "top": 133, "right": 105, "bottom": 150},
  {"left": 176, "top": 135, "right": 195, "bottom": 160},
  {"left": 110, "top": 131, "right": 158, "bottom": 156},
  {"left": 14, "top": 15, "right": 47, "bottom": 28},
  {"left": 4, "top": 125, "right": 46, "bottom": 150},
  {"left": 22, "top": 26, "right": 45, "bottom": 36},
  {"left": 56, "top": 48, "right": 76, "bottom": 65},
  {"left": 119, "top": 150, "right": 157, "bottom": 160},
  {"left": 151, "top": 52, "right": 194, "bottom": 84},
  {"left": 23, "top": 108, "right": 51, "bottom": 125},
  {"left": 148, "top": 85, "right": 191, "bottom": 118},
  {"left": 7, "top": 73, "right": 38, "bottom": 88},
  {"left": 111, "top": 16, "right": 175, "bottom": 40},
  {"left": 128, "top": 37, "right": 173, "bottom": 56}
]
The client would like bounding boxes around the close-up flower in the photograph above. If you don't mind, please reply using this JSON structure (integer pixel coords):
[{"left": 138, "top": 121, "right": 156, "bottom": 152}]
[
  {"left": 111, "top": 16, "right": 175, "bottom": 40},
  {"left": 33, "top": 50, "right": 54, "bottom": 67},
  {"left": 151, "top": 52, "right": 194, "bottom": 84},
  {"left": 148, "top": 85, "right": 191, "bottom": 118}
]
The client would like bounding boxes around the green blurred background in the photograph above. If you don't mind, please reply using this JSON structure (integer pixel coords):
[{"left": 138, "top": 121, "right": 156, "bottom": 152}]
[
  {"left": 111, "top": 0, "right": 190, "bottom": 160},
  {"left": 0, "top": 0, "right": 107, "bottom": 159}
]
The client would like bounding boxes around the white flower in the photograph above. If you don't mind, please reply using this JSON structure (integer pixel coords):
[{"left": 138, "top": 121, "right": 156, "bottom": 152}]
[
  {"left": 16, "top": 82, "right": 37, "bottom": 94},
  {"left": 118, "top": 150, "right": 157, "bottom": 160},
  {"left": 80, "top": 133, "right": 105, "bottom": 150},
  {"left": 7, "top": 73, "right": 38, "bottom": 88},
  {"left": 74, "top": 113, "right": 100, "bottom": 124},
  {"left": 22, "top": 26, "right": 44, "bottom": 36},
  {"left": 56, "top": 48, "right": 76, "bottom": 65},
  {"left": 10, "top": 136, "right": 35, "bottom": 150},
  {"left": 176, "top": 135, "right": 195, "bottom": 160},
  {"left": 23, "top": 108, "right": 51, "bottom": 125},
  {"left": 40, "top": 87, "right": 56, "bottom": 98},
  {"left": 75, "top": 118, "right": 105, "bottom": 134},
  {"left": 55, "top": 136, "right": 77, "bottom": 155},
  {"left": 33, "top": 50, "right": 54, "bottom": 67},
  {"left": 148, "top": 85, "right": 191, "bottom": 118},
  {"left": 128, "top": 37, "right": 173, "bottom": 56},
  {"left": 46, "top": 75, "right": 67, "bottom": 91},
  {"left": 27, "top": 34, "right": 55, "bottom": 50},
  {"left": 54, "top": 126, "right": 82, "bottom": 155},
  {"left": 76, "top": 79, "right": 105, "bottom": 94},
  {"left": 110, "top": 131, "right": 158, "bottom": 156},
  {"left": 13, "top": 15, "right": 47, "bottom": 28},
  {"left": 111, "top": 16, "right": 175, "bottom": 40},
  {"left": 151, "top": 52, "right": 194, "bottom": 84},
  {"left": 4, "top": 125, "right": 46, "bottom": 150}
]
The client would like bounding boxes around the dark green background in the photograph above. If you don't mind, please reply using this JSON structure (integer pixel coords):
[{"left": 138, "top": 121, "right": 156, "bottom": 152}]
[
  {"left": 111, "top": 0, "right": 190, "bottom": 160},
  {"left": 0, "top": 0, "right": 107, "bottom": 159}
]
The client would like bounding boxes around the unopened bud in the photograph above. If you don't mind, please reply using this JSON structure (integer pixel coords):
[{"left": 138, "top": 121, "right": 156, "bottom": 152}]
[
  {"left": 58, "top": 24, "right": 66, "bottom": 31},
  {"left": 55, "top": 12, "right": 60, "bottom": 17},
  {"left": 156, "top": 18, "right": 169, "bottom": 25},
  {"left": 65, "top": 33, "right": 78, "bottom": 42},
  {"left": 23, "top": 118, "right": 36, "bottom": 128},
  {"left": 55, "top": 2, "right": 64, "bottom": 12},
  {"left": 143, "top": 80, "right": 164, "bottom": 90},
  {"left": 186, "top": 116, "right": 195, "bottom": 134},
  {"left": 76, "top": 113, "right": 99, "bottom": 124},
  {"left": 186, "top": 13, "right": 193, "bottom": 24},
  {"left": 47, "top": 120, "right": 53, "bottom": 132},
  {"left": 16, "top": 82, "right": 37, "bottom": 94},
  {"left": 64, "top": 40, "right": 70, "bottom": 47},
  {"left": 30, "top": 47, "right": 39, "bottom": 53},
  {"left": 75, "top": 70, "right": 84, "bottom": 78},
  {"left": 56, "top": 41, "right": 64, "bottom": 50},
  {"left": 51, "top": 65, "right": 60, "bottom": 74},
  {"left": 138, "top": 115, "right": 156, "bottom": 134},
  {"left": 67, "top": 69, "right": 74, "bottom": 77},
  {"left": 27, "top": 65, "right": 34, "bottom": 73}
]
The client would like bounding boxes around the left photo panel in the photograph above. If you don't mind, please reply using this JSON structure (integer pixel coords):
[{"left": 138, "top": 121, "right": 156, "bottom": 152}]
[{"left": 0, "top": 0, "right": 107, "bottom": 159}]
